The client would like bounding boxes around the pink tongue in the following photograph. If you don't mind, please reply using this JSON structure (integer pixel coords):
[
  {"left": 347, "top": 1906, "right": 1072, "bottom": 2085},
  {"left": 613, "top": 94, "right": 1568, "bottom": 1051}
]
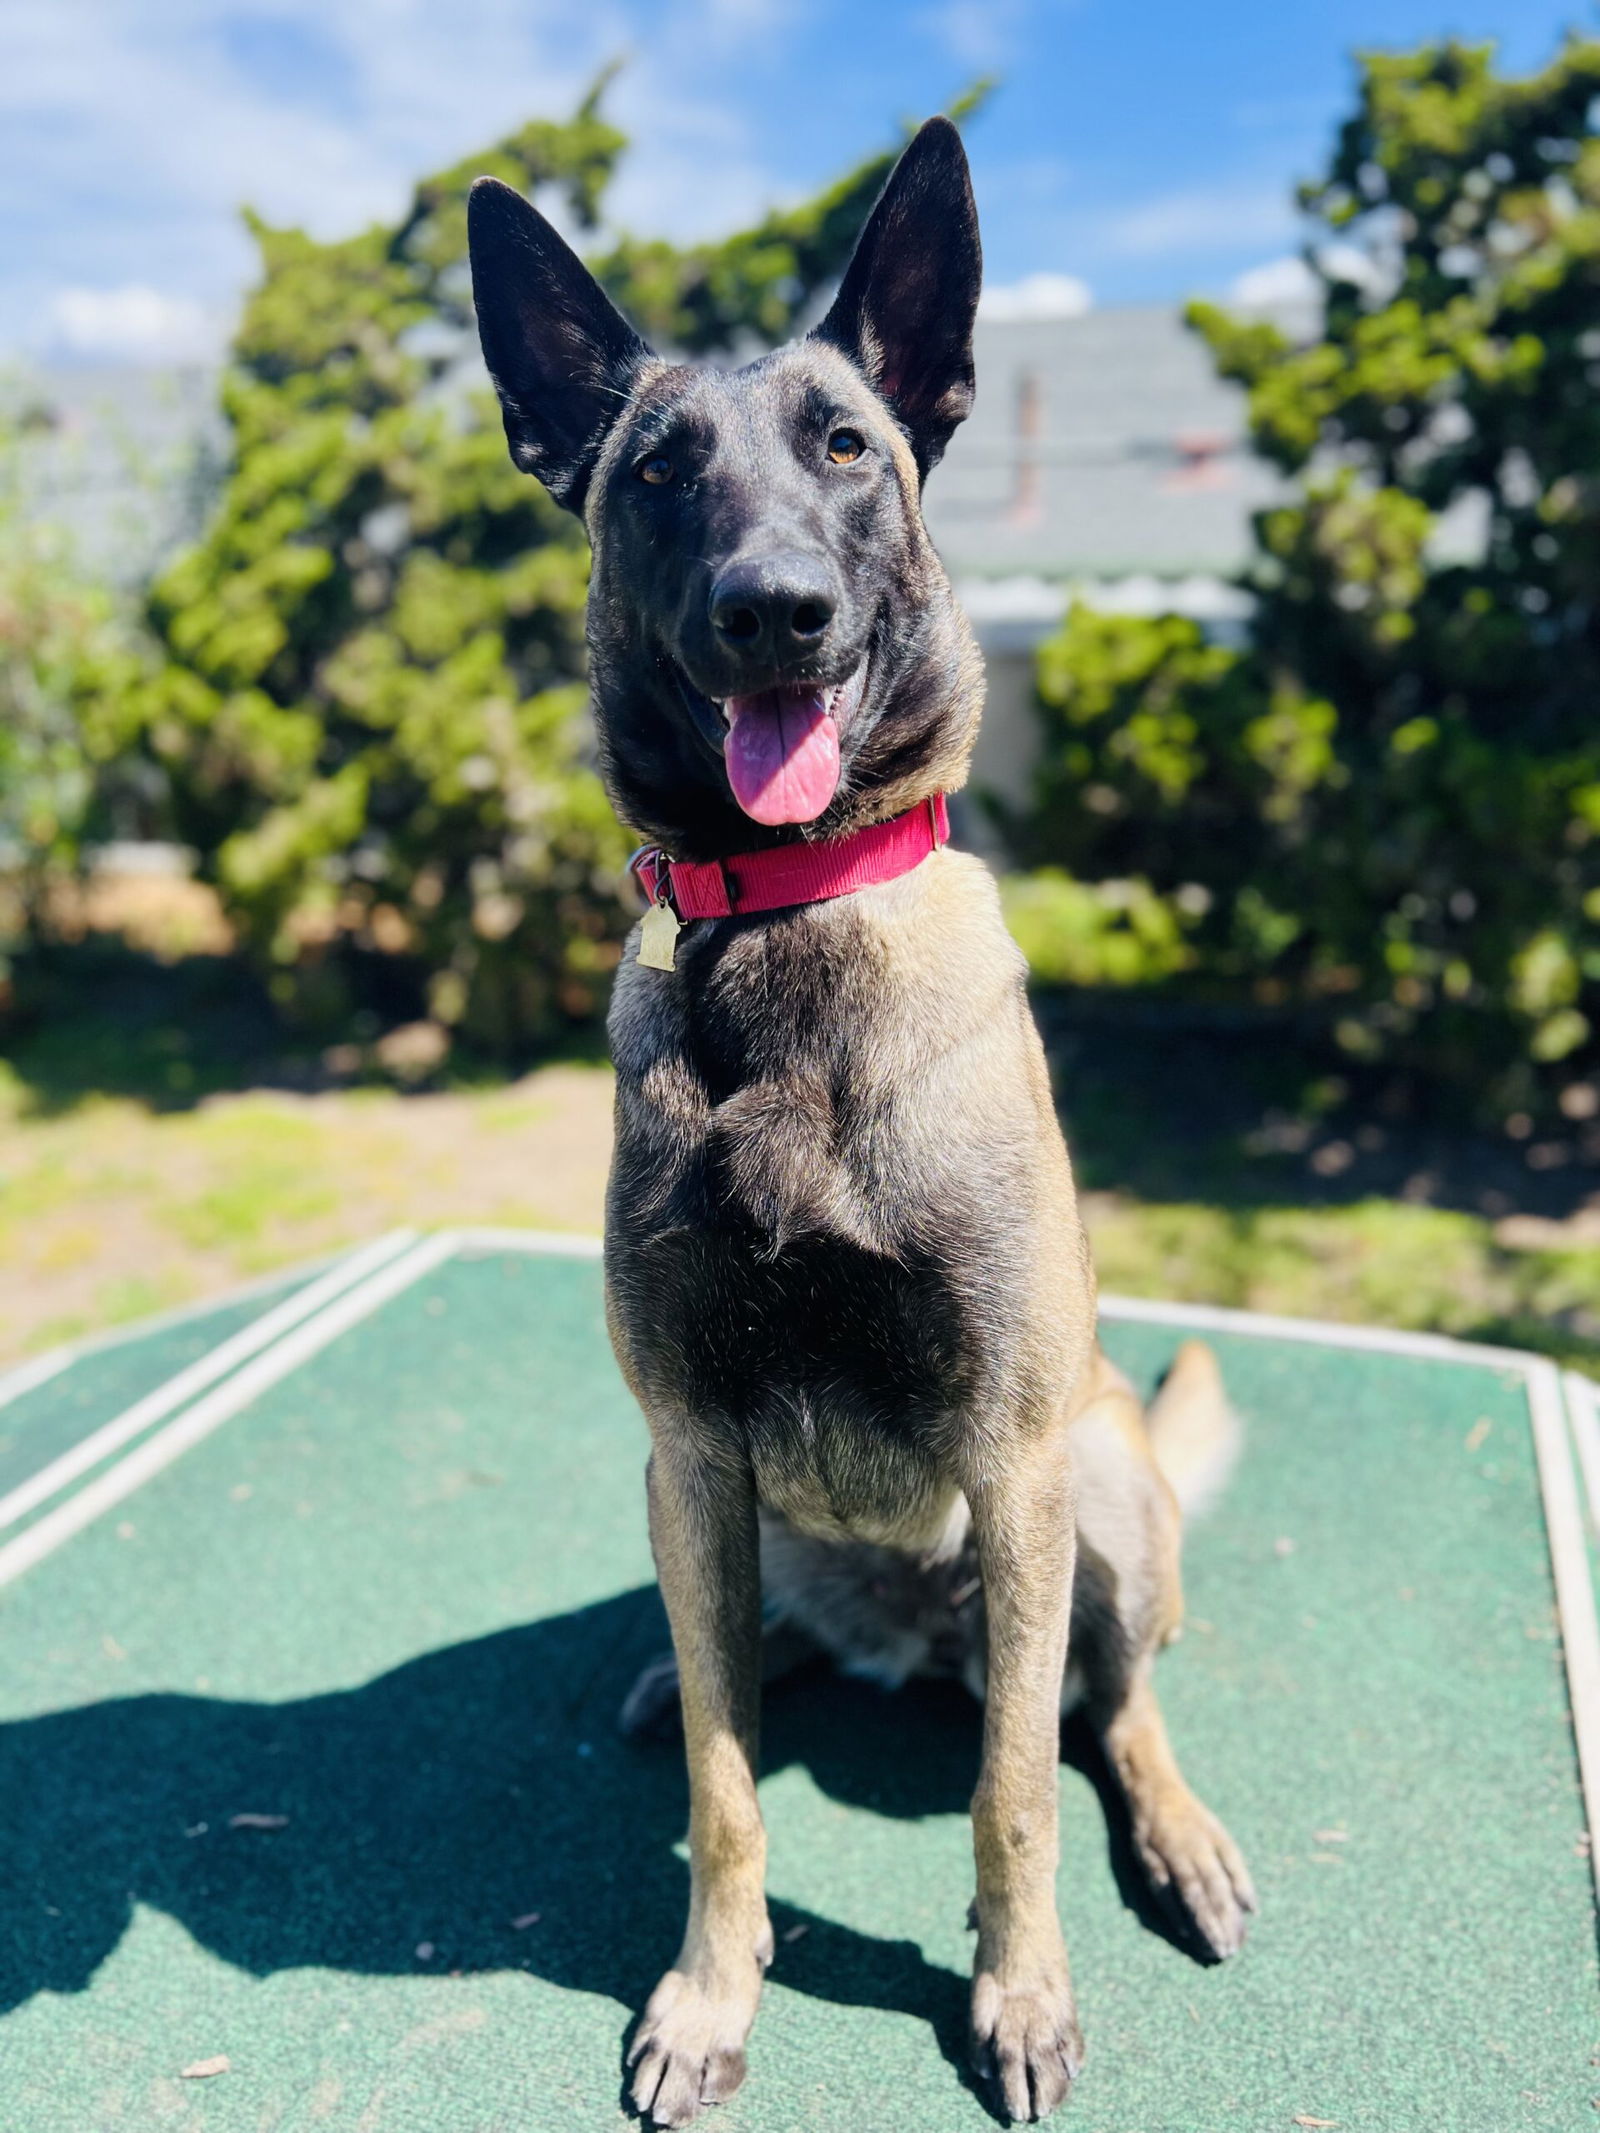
[{"left": 723, "top": 687, "right": 841, "bottom": 824}]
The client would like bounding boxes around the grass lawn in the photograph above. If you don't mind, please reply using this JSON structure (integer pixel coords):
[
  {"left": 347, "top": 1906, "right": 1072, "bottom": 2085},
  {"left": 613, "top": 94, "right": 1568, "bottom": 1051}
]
[
  {"left": 5, "top": 937, "right": 1600, "bottom": 1370},
  {"left": 0, "top": 1060, "right": 614, "bottom": 1363}
]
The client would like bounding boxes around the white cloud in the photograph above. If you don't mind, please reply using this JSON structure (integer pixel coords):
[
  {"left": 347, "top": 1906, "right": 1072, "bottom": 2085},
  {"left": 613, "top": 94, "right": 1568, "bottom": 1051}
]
[
  {"left": 0, "top": 1, "right": 614, "bottom": 246},
  {"left": 1228, "top": 241, "right": 1386, "bottom": 309},
  {"left": 979, "top": 271, "right": 1092, "bottom": 321},
  {"left": 602, "top": 0, "right": 844, "bottom": 245},
  {"left": 1228, "top": 255, "right": 1317, "bottom": 307},
  {"left": 0, "top": 0, "right": 815, "bottom": 360},
  {"left": 1101, "top": 184, "right": 1297, "bottom": 260},
  {"left": 46, "top": 284, "right": 228, "bottom": 362},
  {"left": 920, "top": 0, "right": 1029, "bottom": 70},
  {"left": 1316, "top": 241, "right": 1387, "bottom": 290}
]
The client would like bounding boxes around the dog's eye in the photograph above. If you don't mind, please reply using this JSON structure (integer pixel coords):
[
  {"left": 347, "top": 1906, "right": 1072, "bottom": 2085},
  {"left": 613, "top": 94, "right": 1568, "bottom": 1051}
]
[
  {"left": 637, "top": 455, "right": 674, "bottom": 486},
  {"left": 827, "top": 428, "right": 865, "bottom": 465}
]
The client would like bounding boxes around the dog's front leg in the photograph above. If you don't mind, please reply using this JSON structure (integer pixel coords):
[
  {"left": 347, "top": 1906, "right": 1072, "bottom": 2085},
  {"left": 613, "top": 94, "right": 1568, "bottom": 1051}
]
[
  {"left": 629, "top": 1437, "right": 771, "bottom": 2128},
  {"left": 963, "top": 1414, "right": 1084, "bottom": 2122}
]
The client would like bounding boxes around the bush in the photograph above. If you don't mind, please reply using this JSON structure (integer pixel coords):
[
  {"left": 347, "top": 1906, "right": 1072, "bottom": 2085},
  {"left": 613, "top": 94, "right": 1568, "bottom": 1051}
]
[
  {"left": 1000, "top": 867, "right": 1195, "bottom": 989},
  {"left": 1002, "top": 35, "right": 1600, "bottom": 1122},
  {"left": 126, "top": 92, "right": 637, "bottom": 1052},
  {"left": 0, "top": 411, "right": 146, "bottom": 965}
]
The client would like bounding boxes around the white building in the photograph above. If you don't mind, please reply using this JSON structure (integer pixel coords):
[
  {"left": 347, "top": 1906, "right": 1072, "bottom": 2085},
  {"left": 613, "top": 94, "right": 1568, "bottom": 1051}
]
[{"left": 927, "top": 307, "right": 1276, "bottom": 816}]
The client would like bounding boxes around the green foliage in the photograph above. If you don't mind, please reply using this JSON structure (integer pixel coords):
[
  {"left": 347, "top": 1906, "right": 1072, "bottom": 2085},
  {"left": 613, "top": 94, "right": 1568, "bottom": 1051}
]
[
  {"left": 128, "top": 89, "right": 634, "bottom": 1049},
  {"left": 0, "top": 414, "right": 145, "bottom": 951},
  {"left": 1007, "top": 35, "right": 1600, "bottom": 1119},
  {"left": 128, "top": 73, "right": 943, "bottom": 1053},
  {"left": 1000, "top": 869, "right": 1194, "bottom": 988}
]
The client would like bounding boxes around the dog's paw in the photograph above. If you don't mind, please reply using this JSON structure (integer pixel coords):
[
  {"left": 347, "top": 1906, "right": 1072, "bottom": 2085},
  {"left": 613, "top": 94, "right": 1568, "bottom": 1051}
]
[
  {"left": 627, "top": 1961, "right": 764, "bottom": 2127},
  {"left": 1135, "top": 1795, "right": 1258, "bottom": 1960},
  {"left": 970, "top": 1967, "right": 1083, "bottom": 2123}
]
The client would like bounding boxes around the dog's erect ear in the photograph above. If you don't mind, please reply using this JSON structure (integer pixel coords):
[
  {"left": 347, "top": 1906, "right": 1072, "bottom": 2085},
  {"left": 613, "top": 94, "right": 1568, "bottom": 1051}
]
[
  {"left": 467, "top": 176, "right": 651, "bottom": 513},
  {"left": 812, "top": 116, "right": 981, "bottom": 481}
]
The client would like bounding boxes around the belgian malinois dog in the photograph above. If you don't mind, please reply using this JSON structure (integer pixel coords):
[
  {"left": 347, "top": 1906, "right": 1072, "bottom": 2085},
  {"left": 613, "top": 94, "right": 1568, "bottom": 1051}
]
[{"left": 468, "top": 117, "right": 1255, "bottom": 2126}]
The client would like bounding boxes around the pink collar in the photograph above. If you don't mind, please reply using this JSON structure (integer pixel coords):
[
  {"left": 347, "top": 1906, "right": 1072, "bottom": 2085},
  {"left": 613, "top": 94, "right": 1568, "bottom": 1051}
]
[{"left": 630, "top": 794, "right": 950, "bottom": 922}]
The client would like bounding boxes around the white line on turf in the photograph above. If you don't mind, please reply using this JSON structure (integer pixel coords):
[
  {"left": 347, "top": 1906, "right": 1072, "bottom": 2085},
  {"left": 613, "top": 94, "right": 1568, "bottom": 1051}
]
[
  {"left": 0, "top": 1231, "right": 419, "bottom": 1539},
  {"left": 1563, "top": 1372, "right": 1600, "bottom": 1542},
  {"left": 1097, "top": 1291, "right": 1540, "bottom": 1372},
  {"left": 1542, "top": 1366, "right": 1600, "bottom": 1903},
  {"left": 0, "top": 1230, "right": 458, "bottom": 1593},
  {"left": 0, "top": 1249, "right": 352, "bottom": 1415},
  {"left": 454, "top": 1226, "right": 604, "bottom": 1259},
  {"left": 0, "top": 1348, "right": 77, "bottom": 1412}
]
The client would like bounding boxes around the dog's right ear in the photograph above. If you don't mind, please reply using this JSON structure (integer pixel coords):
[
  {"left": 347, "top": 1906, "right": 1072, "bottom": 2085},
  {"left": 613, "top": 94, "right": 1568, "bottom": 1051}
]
[
  {"left": 467, "top": 177, "right": 651, "bottom": 514},
  {"left": 812, "top": 116, "right": 981, "bottom": 481}
]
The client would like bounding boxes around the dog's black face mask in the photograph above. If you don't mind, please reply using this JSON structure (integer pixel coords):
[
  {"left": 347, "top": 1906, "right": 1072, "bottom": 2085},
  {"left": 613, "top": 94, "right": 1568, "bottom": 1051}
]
[{"left": 468, "top": 118, "right": 983, "bottom": 858}]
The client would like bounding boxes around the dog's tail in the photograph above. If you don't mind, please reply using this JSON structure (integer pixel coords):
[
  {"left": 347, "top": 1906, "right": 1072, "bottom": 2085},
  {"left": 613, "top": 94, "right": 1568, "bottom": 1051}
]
[{"left": 1143, "top": 1339, "right": 1241, "bottom": 1522}]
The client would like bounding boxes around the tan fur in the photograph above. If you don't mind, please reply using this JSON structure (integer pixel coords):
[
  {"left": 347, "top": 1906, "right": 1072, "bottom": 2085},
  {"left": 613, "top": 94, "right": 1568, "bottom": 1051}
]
[{"left": 1143, "top": 1338, "right": 1242, "bottom": 1521}]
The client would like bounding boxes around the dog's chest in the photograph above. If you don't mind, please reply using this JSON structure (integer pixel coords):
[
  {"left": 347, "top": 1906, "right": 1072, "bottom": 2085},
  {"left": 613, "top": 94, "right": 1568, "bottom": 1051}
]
[
  {"left": 627, "top": 1224, "right": 969, "bottom": 1543},
  {"left": 605, "top": 871, "right": 1060, "bottom": 1533},
  {"left": 608, "top": 874, "right": 1031, "bottom": 1252}
]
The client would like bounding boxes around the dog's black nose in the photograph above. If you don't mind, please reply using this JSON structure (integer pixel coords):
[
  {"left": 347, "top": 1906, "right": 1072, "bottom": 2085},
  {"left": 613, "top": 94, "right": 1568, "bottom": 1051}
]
[{"left": 709, "top": 554, "right": 837, "bottom": 663}]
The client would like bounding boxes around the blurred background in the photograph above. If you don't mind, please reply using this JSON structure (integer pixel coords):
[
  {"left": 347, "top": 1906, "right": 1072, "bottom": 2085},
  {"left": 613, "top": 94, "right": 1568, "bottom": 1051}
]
[{"left": 3, "top": 1, "right": 1598, "bottom": 1368}]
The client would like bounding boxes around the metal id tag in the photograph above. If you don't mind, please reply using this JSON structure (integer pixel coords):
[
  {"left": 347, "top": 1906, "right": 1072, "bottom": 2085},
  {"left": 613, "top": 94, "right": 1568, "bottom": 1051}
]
[{"left": 638, "top": 900, "right": 681, "bottom": 972}]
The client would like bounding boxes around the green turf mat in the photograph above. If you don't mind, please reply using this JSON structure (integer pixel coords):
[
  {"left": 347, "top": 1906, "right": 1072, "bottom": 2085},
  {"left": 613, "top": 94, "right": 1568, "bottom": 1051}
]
[
  {"left": 0, "top": 1249, "right": 1593, "bottom": 2132},
  {"left": 0, "top": 1266, "right": 328, "bottom": 1504}
]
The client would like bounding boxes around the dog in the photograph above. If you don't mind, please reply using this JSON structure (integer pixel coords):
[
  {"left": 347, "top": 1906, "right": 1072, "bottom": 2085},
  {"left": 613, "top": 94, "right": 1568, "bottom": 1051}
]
[{"left": 468, "top": 117, "right": 1255, "bottom": 2127}]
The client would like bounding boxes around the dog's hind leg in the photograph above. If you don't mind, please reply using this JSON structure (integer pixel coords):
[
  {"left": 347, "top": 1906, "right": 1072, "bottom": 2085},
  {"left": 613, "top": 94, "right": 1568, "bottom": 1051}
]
[
  {"left": 1097, "top": 1657, "right": 1257, "bottom": 1960},
  {"left": 962, "top": 1410, "right": 1085, "bottom": 2123},
  {"left": 1071, "top": 1345, "right": 1257, "bottom": 1961},
  {"left": 627, "top": 1439, "right": 772, "bottom": 2129}
]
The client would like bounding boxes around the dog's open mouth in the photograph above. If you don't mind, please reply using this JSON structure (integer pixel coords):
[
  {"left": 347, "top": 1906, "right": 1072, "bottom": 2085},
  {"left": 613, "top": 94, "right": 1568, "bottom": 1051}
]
[{"left": 717, "top": 666, "right": 866, "bottom": 826}]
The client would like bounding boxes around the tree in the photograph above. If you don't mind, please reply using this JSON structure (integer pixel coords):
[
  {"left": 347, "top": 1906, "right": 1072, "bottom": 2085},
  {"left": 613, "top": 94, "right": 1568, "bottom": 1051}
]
[
  {"left": 1009, "top": 34, "right": 1600, "bottom": 1119},
  {"left": 0, "top": 405, "right": 143, "bottom": 967},
  {"left": 132, "top": 74, "right": 977, "bottom": 1052}
]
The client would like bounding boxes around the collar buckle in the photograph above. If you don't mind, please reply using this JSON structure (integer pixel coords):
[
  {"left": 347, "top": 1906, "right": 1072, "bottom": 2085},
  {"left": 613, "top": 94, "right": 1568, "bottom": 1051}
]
[{"left": 627, "top": 844, "right": 679, "bottom": 917}]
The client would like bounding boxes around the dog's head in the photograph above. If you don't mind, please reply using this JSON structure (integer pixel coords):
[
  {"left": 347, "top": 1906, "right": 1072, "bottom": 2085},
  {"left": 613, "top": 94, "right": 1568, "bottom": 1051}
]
[{"left": 468, "top": 119, "right": 984, "bottom": 857}]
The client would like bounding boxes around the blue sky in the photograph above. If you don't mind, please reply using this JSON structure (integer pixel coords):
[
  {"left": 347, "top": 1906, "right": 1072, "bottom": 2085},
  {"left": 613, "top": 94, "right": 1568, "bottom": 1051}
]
[{"left": 0, "top": 0, "right": 1588, "bottom": 362}]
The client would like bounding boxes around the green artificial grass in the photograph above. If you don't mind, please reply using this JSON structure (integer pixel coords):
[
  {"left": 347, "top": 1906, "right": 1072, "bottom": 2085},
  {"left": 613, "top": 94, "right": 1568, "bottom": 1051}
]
[
  {"left": 0, "top": 1268, "right": 321, "bottom": 1504},
  {"left": 0, "top": 1250, "right": 1593, "bottom": 2131}
]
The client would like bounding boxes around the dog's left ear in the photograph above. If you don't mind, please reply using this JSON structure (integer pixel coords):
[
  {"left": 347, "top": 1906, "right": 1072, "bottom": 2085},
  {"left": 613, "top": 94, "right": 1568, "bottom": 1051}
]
[
  {"left": 812, "top": 116, "right": 982, "bottom": 481},
  {"left": 468, "top": 176, "right": 652, "bottom": 514}
]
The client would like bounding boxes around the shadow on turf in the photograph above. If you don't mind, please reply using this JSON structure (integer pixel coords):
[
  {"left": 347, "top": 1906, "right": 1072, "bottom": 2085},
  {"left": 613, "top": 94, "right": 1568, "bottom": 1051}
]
[{"left": 0, "top": 1584, "right": 1209, "bottom": 2115}]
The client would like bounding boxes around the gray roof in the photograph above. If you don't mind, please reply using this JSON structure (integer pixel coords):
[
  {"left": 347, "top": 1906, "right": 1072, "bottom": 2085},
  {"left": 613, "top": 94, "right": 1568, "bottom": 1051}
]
[
  {"left": 925, "top": 306, "right": 1285, "bottom": 581},
  {"left": 13, "top": 304, "right": 1285, "bottom": 589}
]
